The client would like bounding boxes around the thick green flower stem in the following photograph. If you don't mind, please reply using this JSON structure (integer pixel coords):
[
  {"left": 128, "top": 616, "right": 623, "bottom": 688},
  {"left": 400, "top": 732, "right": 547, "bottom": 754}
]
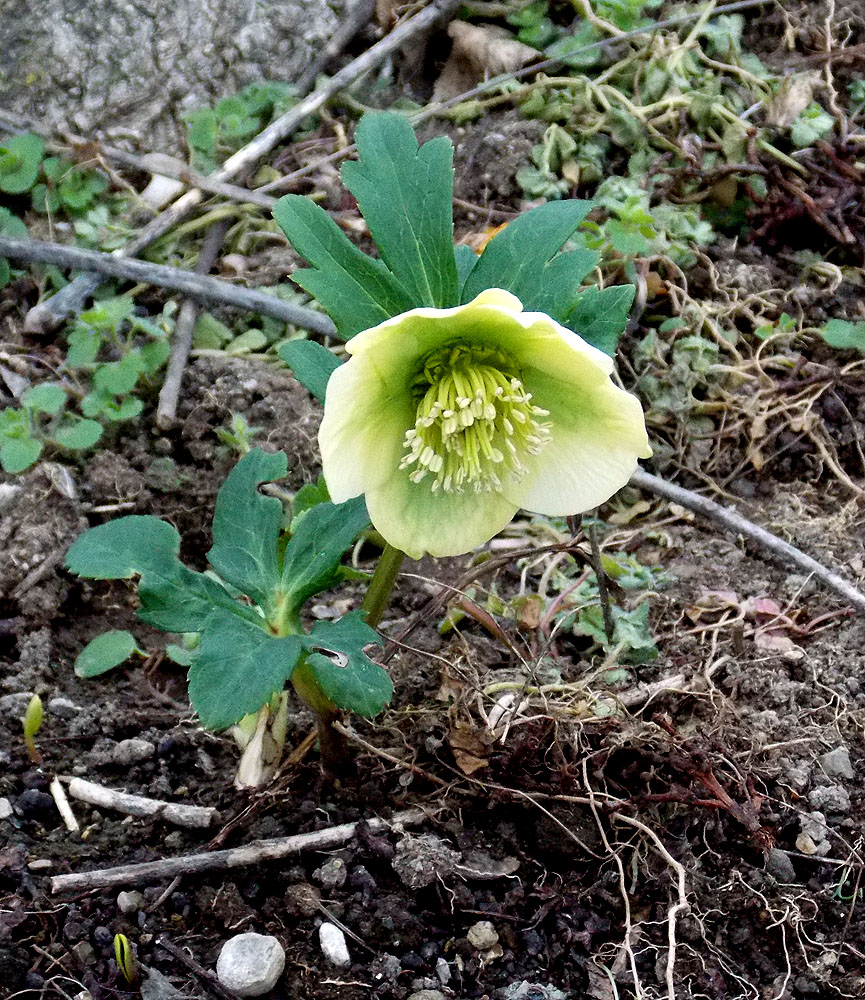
[
  {"left": 291, "top": 657, "right": 351, "bottom": 776},
  {"left": 361, "top": 543, "right": 406, "bottom": 629}
]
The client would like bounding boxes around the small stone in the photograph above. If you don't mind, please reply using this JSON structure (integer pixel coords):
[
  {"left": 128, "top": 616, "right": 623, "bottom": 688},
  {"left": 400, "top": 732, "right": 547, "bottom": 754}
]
[
  {"left": 318, "top": 922, "right": 351, "bottom": 968},
  {"left": 312, "top": 858, "right": 347, "bottom": 889},
  {"left": 392, "top": 834, "right": 459, "bottom": 889},
  {"left": 766, "top": 848, "right": 797, "bottom": 884},
  {"left": 284, "top": 883, "right": 321, "bottom": 917},
  {"left": 407, "top": 991, "right": 446, "bottom": 1000},
  {"left": 141, "top": 967, "right": 184, "bottom": 1000},
  {"left": 819, "top": 748, "right": 854, "bottom": 781},
  {"left": 111, "top": 739, "right": 157, "bottom": 766},
  {"left": 28, "top": 858, "right": 52, "bottom": 871},
  {"left": 15, "top": 789, "right": 56, "bottom": 818},
  {"left": 47, "top": 696, "right": 79, "bottom": 719},
  {"left": 117, "top": 890, "right": 146, "bottom": 914},
  {"left": 435, "top": 958, "right": 451, "bottom": 985},
  {"left": 795, "top": 833, "right": 819, "bottom": 855},
  {"left": 0, "top": 798, "right": 13, "bottom": 820},
  {"left": 71, "top": 941, "right": 96, "bottom": 966},
  {"left": 808, "top": 785, "right": 851, "bottom": 814},
  {"left": 466, "top": 920, "right": 499, "bottom": 951},
  {"left": 0, "top": 692, "right": 35, "bottom": 715},
  {"left": 216, "top": 932, "right": 285, "bottom": 997}
]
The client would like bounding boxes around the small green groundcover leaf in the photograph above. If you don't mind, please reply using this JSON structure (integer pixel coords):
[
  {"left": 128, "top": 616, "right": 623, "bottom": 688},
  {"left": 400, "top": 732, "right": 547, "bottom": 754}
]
[
  {"left": 22, "top": 383, "right": 66, "bottom": 415},
  {"left": 75, "top": 630, "right": 139, "bottom": 678},
  {"left": 52, "top": 418, "right": 103, "bottom": 451},
  {"left": 0, "top": 436, "right": 42, "bottom": 474},
  {"left": 303, "top": 612, "right": 392, "bottom": 718},
  {"left": 821, "top": 318, "right": 865, "bottom": 352},
  {"left": 0, "top": 133, "right": 44, "bottom": 194}
]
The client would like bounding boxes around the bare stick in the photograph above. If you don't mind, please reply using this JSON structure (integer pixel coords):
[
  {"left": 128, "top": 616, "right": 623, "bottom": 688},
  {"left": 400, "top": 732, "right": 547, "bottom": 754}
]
[
  {"left": 631, "top": 468, "right": 865, "bottom": 614},
  {"left": 296, "top": 0, "right": 377, "bottom": 94},
  {"left": 23, "top": 0, "right": 461, "bottom": 334},
  {"left": 0, "top": 113, "right": 276, "bottom": 210},
  {"left": 0, "top": 236, "right": 336, "bottom": 336},
  {"left": 156, "top": 219, "right": 231, "bottom": 427},
  {"left": 50, "top": 807, "right": 428, "bottom": 893},
  {"left": 67, "top": 778, "right": 219, "bottom": 829},
  {"left": 49, "top": 777, "right": 80, "bottom": 833}
]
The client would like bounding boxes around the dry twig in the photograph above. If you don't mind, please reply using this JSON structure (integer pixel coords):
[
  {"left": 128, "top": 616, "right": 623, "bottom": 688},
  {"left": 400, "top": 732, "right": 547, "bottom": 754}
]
[
  {"left": 23, "top": 0, "right": 462, "bottom": 333},
  {"left": 0, "top": 235, "right": 336, "bottom": 335},
  {"left": 50, "top": 807, "right": 429, "bottom": 893},
  {"left": 66, "top": 778, "right": 219, "bottom": 829}
]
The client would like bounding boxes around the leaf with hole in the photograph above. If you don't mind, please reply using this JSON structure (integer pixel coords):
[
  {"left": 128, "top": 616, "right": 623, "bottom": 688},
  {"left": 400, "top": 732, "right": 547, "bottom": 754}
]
[{"left": 302, "top": 612, "right": 391, "bottom": 717}]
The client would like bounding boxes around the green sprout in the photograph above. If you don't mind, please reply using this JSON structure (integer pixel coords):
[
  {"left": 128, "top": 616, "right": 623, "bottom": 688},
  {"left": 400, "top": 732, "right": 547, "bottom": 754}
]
[
  {"left": 22, "top": 694, "right": 43, "bottom": 764},
  {"left": 114, "top": 933, "right": 139, "bottom": 987}
]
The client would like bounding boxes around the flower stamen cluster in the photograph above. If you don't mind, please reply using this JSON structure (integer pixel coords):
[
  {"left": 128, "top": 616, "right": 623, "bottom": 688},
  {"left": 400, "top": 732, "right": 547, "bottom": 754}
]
[{"left": 399, "top": 344, "right": 551, "bottom": 493}]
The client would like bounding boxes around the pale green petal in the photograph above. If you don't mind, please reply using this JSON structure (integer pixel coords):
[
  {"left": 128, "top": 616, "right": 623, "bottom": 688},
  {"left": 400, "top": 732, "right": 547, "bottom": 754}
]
[
  {"left": 365, "top": 472, "right": 518, "bottom": 560},
  {"left": 504, "top": 308, "right": 615, "bottom": 383},
  {"left": 505, "top": 372, "right": 651, "bottom": 515},
  {"left": 345, "top": 289, "right": 526, "bottom": 370},
  {"left": 319, "top": 354, "right": 413, "bottom": 503}
]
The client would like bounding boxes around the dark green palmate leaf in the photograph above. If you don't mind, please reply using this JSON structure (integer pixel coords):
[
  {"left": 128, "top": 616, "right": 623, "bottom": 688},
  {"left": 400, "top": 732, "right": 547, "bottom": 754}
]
[
  {"left": 278, "top": 339, "right": 341, "bottom": 403},
  {"left": 207, "top": 448, "right": 286, "bottom": 611},
  {"left": 188, "top": 611, "right": 303, "bottom": 729},
  {"left": 274, "top": 194, "right": 413, "bottom": 339},
  {"left": 565, "top": 284, "right": 636, "bottom": 357},
  {"left": 281, "top": 496, "right": 370, "bottom": 613},
  {"left": 461, "top": 200, "right": 598, "bottom": 322},
  {"left": 342, "top": 112, "right": 459, "bottom": 309},
  {"left": 302, "top": 612, "right": 391, "bottom": 717},
  {"left": 65, "top": 514, "right": 258, "bottom": 633}
]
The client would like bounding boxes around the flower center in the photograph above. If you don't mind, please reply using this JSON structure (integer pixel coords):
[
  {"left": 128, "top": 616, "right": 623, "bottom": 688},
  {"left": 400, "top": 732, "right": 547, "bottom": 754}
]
[{"left": 399, "top": 343, "right": 551, "bottom": 493}]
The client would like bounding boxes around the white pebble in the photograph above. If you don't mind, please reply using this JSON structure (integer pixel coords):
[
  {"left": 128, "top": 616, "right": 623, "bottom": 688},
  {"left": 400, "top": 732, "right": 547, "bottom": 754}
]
[
  {"left": 319, "top": 922, "right": 351, "bottom": 967},
  {"left": 0, "top": 798, "right": 13, "bottom": 821},
  {"left": 117, "top": 890, "right": 145, "bottom": 914},
  {"left": 467, "top": 920, "right": 499, "bottom": 950},
  {"left": 216, "top": 933, "right": 285, "bottom": 997}
]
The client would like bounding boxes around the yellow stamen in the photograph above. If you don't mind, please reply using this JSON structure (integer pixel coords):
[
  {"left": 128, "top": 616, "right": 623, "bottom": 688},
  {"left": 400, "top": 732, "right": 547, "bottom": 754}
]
[{"left": 399, "top": 343, "right": 550, "bottom": 493}]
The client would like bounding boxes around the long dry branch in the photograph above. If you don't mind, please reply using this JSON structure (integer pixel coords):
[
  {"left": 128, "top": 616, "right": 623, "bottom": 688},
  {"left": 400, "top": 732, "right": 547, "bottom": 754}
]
[
  {"left": 24, "top": 0, "right": 461, "bottom": 334},
  {"left": 0, "top": 235, "right": 337, "bottom": 335},
  {"left": 50, "top": 808, "right": 428, "bottom": 893},
  {"left": 632, "top": 468, "right": 865, "bottom": 614}
]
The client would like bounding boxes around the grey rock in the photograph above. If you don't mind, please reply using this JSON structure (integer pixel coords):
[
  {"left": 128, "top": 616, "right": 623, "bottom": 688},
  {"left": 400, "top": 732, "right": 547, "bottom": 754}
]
[
  {"left": 0, "top": 692, "right": 35, "bottom": 716},
  {"left": 392, "top": 834, "right": 460, "bottom": 889},
  {"left": 117, "top": 891, "right": 146, "bottom": 914},
  {"left": 216, "top": 933, "right": 285, "bottom": 997},
  {"left": 407, "top": 992, "right": 446, "bottom": 1000},
  {"left": 497, "top": 983, "right": 567, "bottom": 1000},
  {"left": 141, "top": 967, "right": 184, "bottom": 1000},
  {"left": 765, "top": 848, "right": 798, "bottom": 884},
  {"left": 819, "top": 747, "right": 854, "bottom": 781},
  {"left": 100, "top": 738, "right": 156, "bottom": 766},
  {"left": 808, "top": 784, "right": 851, "bottom": 814},
  {"left": 15, "top": 789, "right": 56, "bottom": 818},
  {"left": 318, "top": 922, "right": 350, "bottom": 968},
  {"left": 0, "top": 0, "right": 344, "bottom": 150},
  {"left": 0, "top": 798, "right": 13, "bottom": 820},
  {"left": 312, "top": 858, "right": 347, "bottom": 890},
  {"left": 47, "top": 696, "right": 79, "bottom": 719},
  {"left": 435, "top": 958, "right": 451, "bottom": 985},
  {"left": 466, "top": 920, "right": 499, "bottom": 951},
  {"left": 71, "top": 941, "right": 96, "bottom": 966}
]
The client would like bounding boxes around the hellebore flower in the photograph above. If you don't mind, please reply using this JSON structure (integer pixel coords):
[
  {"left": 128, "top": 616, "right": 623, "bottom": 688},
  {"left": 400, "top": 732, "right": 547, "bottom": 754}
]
[{"left": 320, "top": 289, "right": 651, "bottom": 560}]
